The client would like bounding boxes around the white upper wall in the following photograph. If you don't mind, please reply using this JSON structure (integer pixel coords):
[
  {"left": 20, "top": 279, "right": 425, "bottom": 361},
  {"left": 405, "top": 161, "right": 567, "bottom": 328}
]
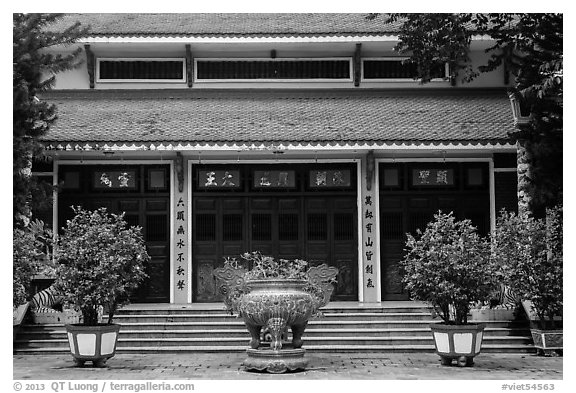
[{"left": 51, "top": 38, "right": 510, "bottom": 90}]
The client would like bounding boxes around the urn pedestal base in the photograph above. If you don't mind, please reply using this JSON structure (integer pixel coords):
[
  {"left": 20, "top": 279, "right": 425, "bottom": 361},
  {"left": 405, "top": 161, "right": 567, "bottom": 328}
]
[{"left": 243, "top": 348, "right": 308, "bottom": 373}]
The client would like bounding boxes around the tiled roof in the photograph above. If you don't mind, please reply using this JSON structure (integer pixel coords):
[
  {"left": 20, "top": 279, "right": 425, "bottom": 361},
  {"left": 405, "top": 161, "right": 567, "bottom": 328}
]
[
  {"left": 51, "top": 13, "right": 404, "bottom": 38},
  {"left": 40, "top": 89, "right": 516, "bottom": 148}
]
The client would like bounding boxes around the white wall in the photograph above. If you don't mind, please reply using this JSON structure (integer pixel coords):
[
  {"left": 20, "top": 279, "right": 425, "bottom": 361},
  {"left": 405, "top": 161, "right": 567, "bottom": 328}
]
[{"left": 51, "top": 40, "right": 509, "bottom": 90}]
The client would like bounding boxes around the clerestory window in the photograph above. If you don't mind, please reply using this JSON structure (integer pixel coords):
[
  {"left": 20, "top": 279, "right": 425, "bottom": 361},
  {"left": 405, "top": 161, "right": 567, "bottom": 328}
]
[
  {"left": 362, "top": 58, "right": 448, "bottom": 81},
  {"left": 96, "top": 58, "right": 186, "bottom": 82},
  {"left": 195, "top": 58, "right": 352, "bottom": 81}
]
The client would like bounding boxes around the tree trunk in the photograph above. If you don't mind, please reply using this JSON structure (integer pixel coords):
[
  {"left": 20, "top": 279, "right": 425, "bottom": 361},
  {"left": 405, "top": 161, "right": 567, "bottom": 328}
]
[{"left": 516, "top": 139, "right": 533, "bottom": 215}]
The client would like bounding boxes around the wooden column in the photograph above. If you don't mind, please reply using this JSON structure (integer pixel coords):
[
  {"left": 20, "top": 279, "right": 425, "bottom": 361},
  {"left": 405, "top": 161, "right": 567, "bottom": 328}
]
[
  {"left": 353, "top": 43, "right": 362, "bottom": 87},
  {"left": 185, "top": 44, "right": 193, "bottom": 88},
  {"left": 84, "top": 44, "right": 95, "bottom": 89}
]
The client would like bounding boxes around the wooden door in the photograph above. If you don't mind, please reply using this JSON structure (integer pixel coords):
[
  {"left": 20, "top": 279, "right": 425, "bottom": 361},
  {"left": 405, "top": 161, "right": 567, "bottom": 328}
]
[
  {"left": 57, "top": 165, "right": 171, "bottom": 303},
  {"left": 304, "top": 197, "right": 357, "bottom": 300},
  {"left": 379, "top": 162, "right": 490, "bottom": 300},
  {"left": 192, "top": 195, "right": 358, "bottom": 302}
]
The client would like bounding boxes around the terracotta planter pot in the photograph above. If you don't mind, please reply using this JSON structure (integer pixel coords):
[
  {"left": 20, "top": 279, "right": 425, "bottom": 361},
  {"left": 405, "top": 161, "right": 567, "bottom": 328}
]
[
  {"left": 531, "top": 329, "right": 563, "bottom": 356},
  {"left": 430, "top": 323, "right": 485, "bottom": 367},
  {"left": 65, "top": 323, "right": 121, "bottom": 367},
  {"left": 238, "top": 278, "right": 318, "bottom": 350}
]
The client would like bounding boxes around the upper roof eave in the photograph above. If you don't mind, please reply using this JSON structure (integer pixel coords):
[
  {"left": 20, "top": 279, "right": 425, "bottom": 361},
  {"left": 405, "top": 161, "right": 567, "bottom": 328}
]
[{"left": 51, "top": 13, "right": 495, "bottom": 43}]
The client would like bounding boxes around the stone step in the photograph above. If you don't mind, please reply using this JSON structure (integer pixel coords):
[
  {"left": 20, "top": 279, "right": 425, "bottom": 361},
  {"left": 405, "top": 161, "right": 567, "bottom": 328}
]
[
  {"left": 117, "top": 306, "right": 433, "bottom": 315},
  {"left": 111, "top": 312, "right": 434, "bottom": 323},
  {"left": 17, "top": 326, "right": 531, "bottom": 340},
  {"left": 20, "top": 319, "right": 526, "bottom": 333},
  {"left": 116, "top": 302, "right": 433, "bottom": 313},
  {"left": 117, "top": 336, "right": 531, "bottom": 348},
  {"left": 14, "top": 332, "right": 532, "bottom": 350},
  {"left": 15, "top": 303, "right": 534, "bottom": 355}
]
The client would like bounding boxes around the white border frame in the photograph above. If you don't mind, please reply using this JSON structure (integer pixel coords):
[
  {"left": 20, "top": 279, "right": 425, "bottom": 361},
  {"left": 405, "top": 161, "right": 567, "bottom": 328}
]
[
  {"left": 53, "top": 159, "right": 176, "bottom": 303},
  {"left": 188, "top": 157, "right": 363, "bottom": 303},
  {"left": 96, "top": 58, "right": 187, "bottom": 84},
  {"left": 194, "top": 57, "right": 354, "bottom": 83},
  {"left": 361, "top": 57, "right": 450, "bottom": 83}
]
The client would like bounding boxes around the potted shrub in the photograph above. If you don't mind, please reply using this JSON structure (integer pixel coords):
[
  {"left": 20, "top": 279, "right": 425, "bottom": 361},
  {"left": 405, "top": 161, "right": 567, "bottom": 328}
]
[
  {"left": 493, "top": 206, "right": 563, "bottom": 356},
  {"left": 401, "top": 212, "right": 499, "bottom": 367},
  {"left": 214, "top": 251, "right": 338, "bottom": 373},
  {"left": 54, "top": 207, "right": 149, "bottom": 367}
]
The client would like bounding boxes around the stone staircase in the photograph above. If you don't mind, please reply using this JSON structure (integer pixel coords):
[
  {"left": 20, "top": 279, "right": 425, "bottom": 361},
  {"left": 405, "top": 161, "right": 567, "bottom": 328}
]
[{"left": 13, "top": 302, "right": 534, "bottom": 354}]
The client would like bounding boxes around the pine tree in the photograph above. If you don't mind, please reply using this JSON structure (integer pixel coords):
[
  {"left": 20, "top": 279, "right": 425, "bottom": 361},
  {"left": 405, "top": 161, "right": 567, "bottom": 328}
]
[{"left": 13, "top": 14, "right": 88, "bottom": 228}]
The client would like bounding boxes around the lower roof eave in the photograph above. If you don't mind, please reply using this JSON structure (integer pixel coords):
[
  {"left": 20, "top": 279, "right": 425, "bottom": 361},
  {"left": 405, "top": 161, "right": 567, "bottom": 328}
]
[{"left": 43, "top": 140, "right": 517, "bottom": 152}]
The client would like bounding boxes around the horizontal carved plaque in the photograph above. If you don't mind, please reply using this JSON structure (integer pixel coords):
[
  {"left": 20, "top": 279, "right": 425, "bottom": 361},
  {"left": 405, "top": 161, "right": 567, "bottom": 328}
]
[
  {"left": 309, "top": 169, "right": 351, "bottom": 188},
  {"left": 411, "top": 168, "right": 454, "bottom": 187},
  {"left": 94, "top": 170, "right": 137, "bottom": 190},
  {"left": 253, "top": 170, "right": 296, "bottom": 189},
  {"left": 198, "top": 169, "right": 241, "bottom": 189}
]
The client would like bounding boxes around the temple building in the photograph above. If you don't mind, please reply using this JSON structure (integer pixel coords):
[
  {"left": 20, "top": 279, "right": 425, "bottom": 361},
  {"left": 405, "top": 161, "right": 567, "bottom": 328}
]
[{"left": 37, "top": 13, "right": 520, "bottom": 305}]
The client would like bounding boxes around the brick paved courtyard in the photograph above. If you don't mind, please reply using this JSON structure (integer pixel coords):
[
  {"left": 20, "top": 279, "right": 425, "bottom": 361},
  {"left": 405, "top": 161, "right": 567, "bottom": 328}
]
[{"left": 13, "top": 352, "right": 562, "bottom": 380}]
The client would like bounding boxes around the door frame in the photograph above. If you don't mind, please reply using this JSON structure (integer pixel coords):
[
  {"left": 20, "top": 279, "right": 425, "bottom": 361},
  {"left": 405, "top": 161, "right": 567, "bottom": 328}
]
[
  {"left": 188, "top": 158, "right": 362, "bottom": 303},
  {"left": 375, "top": 157, "right": 495, "bottom": 302},
  {"left": 53, "top": 159, "right": 175, "bottom": 302}
]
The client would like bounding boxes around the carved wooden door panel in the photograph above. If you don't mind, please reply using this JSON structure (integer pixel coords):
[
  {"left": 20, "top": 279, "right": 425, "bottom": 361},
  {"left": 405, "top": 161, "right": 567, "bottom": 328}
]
[
  {"left": 193, "top": 195, "right": 358, "bottom": 302},
  {"left": 192, "top": 197, "right": 223, "bottom": 302},
  {"left": 330, "top": 197, "right": 358, "bottom": 301},
  {"left": 138, "top": 198, "right": 170, "bottom": 303},
  {"left": 277, "top": 198, "right": 302, "bottom": 260},
  {"left": 305, "top": 197, "right": 357, "bottom": 301},
  {"left": 250, "top": 197, "right": 276, "bottom": 257},
  {"left": 249, "top": 197, "right": 304, "bottom": 259},
  {"left": 379, "top": 197, "right": 407, "bottom": 300}
]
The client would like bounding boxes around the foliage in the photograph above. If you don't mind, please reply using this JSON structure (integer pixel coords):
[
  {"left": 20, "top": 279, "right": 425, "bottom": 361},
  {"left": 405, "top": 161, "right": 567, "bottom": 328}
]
[
  {"left": 54, "top": 207, "right": 149, "bottom": 325},
  {"left": 13, "top": 219, "right": 56, "bottom": 309},
  {"left": 401, "top": 212, "right": 498, "bottom": 325},
  {"left": 13, "top": 13, "right": 88, "bottom": 227},
  {"left": 367, "top": 13, "right": 562, "bottom": 214},
  {"left": 225, "top": 251, "right": 309, "bottom": 281},
  {"left": 377, "top": 13, "right": 477, "bottom": 84},
  {"left": 493, "top": 206, "right": 563, "bottom": 329}
]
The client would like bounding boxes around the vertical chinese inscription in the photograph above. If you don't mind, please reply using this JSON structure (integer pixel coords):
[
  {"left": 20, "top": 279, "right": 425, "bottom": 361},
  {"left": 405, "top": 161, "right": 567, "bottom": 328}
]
[
  {"left": 175, "top": 196, "right": 186, "bottom": 294},
  {"left": 364, "top": 195, "right": 375, "bottom": 289},
  {"left": 362, "top": 158, "right": 378, "bottom": 301},
  {"left": 173, "top": 161, "right": 189, "bottom": 304}
]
